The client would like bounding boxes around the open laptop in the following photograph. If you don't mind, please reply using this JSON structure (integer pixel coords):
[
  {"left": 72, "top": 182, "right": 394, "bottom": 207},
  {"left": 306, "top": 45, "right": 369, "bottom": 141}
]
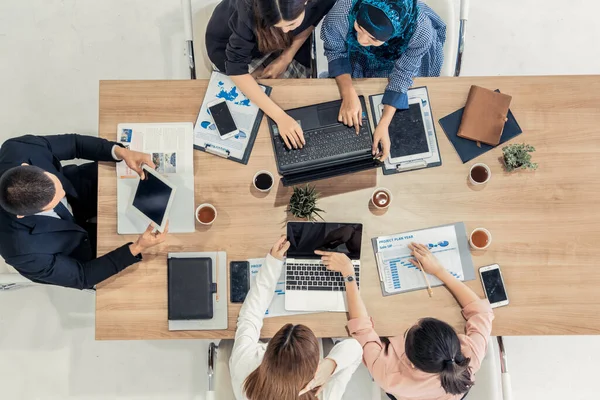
[
  {"left": 268, "top": 97, "right": 381, "bottom": 186},
  {"left": 285, "top": 222, "right": 362, "bottom": 312}
]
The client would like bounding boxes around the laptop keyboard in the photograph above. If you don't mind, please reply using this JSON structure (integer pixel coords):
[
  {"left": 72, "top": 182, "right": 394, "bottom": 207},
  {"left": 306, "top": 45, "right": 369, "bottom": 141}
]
[
  {"left": 275, "top": 124, "right": 372, "bottom": 169},
  {"left": 286, "top": 262, "right": 360, "bottom": 292}
]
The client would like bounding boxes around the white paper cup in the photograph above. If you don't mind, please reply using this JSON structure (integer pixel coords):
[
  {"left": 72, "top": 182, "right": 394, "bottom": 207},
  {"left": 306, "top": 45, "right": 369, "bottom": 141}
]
[
  {"left": 469, "top": 163, "right": 492, "bottom": 185},
  {"left": 371, "top": 187, "right": 393, "bottom": 209},
  {"left": 469, "top": 228, "right": 492, "bottom": 250},
  {"left": 196, "top": 203, "right": 217, "bottom": 225},
  {"left": 252, "top": 170, "right": 274, "bottom": 192}
]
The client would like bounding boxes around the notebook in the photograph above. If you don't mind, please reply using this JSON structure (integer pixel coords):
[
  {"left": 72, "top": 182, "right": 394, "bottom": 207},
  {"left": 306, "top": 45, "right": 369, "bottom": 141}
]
[
  {"left": 439, "top": 90, "right": 523, "bottom": 163},
  {"left": 457, "top": 85, "right": 512, "bottom": 146},
  {"left": 168, "top": 257, "right": 217, "bottom": 320},
  {"left": 168, "top": 251, "right": 227, "bottom": 331},
  {"left": 193, "top": 71, "right": 272, "bottom": 164}
]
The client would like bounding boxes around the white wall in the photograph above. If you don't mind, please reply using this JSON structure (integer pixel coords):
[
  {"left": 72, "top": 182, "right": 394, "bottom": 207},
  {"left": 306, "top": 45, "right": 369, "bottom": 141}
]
[{"left": 1, "top": 1, "right": 600, "bottom": 399}]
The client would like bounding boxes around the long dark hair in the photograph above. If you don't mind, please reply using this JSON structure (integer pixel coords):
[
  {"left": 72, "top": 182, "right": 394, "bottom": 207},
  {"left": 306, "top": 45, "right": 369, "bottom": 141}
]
[
  {"left": 405, "top": 318, "right": 474, "bottom": 395},
  {"left": 253, "top": 0, "right": 308, "bottom": 53},
  {"left": 244, "top": 324, "right": 320, "bottom": 400}
]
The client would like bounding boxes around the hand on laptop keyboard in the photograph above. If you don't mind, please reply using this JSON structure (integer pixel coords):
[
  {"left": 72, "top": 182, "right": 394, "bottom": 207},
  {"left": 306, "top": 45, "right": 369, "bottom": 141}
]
[
  {"left": 275, "top": 113, "right": 305, "bottom": 149},
  {"left": 314, "top": 250, "right": 355, "bottom": 278},
  {"left": 338, "top": 91, "right": 363, "bottom": 134}
]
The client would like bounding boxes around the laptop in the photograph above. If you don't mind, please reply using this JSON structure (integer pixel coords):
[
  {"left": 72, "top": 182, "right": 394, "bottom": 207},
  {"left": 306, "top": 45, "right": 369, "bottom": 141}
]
[
  {"left": 285, "top": 222, "right": 362, "bottom": 312},
  {"left": 268, "top": 97, "right": 381, "bottom": 186}
]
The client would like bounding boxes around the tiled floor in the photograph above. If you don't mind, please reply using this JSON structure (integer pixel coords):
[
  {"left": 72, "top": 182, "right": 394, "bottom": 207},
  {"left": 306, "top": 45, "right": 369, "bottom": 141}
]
[{"left": 0, "top": 0, "right": 599, "bottom": 399}]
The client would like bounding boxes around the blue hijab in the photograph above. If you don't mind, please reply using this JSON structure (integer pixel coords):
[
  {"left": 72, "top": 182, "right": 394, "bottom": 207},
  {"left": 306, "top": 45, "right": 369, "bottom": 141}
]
[{"left": 347, "top": 0, "right": 419, "bottom": 71}]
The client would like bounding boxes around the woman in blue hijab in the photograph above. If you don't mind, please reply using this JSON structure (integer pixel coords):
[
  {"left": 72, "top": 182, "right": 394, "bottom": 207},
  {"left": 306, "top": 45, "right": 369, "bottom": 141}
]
[{"left": 321, "top": 0, "right": 445, "bottom": 160}]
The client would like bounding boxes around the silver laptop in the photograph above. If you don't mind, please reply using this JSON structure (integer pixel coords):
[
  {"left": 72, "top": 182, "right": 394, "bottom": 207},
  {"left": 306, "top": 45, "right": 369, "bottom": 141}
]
[{"left": 285, "top": 222, "right": 362, "bottom": 312}]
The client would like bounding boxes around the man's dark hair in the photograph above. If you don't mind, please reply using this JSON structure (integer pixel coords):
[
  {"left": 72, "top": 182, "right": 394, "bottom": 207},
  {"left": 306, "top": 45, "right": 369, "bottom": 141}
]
[{"left": 0, "top": 165, "right": 56, "bottom": 215}]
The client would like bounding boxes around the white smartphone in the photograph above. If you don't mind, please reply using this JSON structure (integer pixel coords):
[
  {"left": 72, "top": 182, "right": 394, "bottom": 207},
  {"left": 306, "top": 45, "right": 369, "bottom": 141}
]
[
  {"left": 207, "top": 98, "right": 238, "bottom": 140},
  {"left": 479, "top": 264, "right": 509, "bottom": 308}
]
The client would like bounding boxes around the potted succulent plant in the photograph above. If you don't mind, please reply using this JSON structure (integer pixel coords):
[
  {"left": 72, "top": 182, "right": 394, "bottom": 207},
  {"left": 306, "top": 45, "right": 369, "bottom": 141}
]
[
  {"left": 502, "top": 143, "right": 538, "bottom": 172},
  {"left": 287, "top": 184, "right": 325, "bottom": 221}
]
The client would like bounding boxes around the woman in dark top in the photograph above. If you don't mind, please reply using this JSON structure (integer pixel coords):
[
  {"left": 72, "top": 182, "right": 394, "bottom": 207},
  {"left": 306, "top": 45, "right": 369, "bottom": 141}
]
[{"left": 206, "top": 0, "right": 335, "bottom": 149}]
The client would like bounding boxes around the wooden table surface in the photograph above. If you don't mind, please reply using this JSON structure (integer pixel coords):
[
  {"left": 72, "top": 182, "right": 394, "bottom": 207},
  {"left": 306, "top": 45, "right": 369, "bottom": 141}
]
[{"left": 96, "top": 76, "right": 600, "bottom": 340}]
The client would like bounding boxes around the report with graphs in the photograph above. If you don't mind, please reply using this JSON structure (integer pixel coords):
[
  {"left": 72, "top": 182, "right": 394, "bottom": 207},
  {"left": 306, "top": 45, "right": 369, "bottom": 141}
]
[{"left": 371, "top": 222, "right": 476, "bottom": 296}]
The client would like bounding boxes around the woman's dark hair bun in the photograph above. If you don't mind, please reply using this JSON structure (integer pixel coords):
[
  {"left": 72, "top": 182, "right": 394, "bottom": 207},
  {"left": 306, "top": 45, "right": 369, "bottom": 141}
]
[{"left": 405, "top": 318, "right": 474, "bottom": 395}]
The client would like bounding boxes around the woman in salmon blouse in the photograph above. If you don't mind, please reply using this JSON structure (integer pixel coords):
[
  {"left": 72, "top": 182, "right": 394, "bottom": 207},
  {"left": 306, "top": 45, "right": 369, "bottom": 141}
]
[{"left": 315, "top": 243, "right": 495, "bottom": 400}]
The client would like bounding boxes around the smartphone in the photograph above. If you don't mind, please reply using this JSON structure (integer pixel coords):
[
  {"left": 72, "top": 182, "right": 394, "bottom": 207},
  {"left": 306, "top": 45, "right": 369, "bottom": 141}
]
[
  {"left": 479, "top": 264, "right": 509, "bottom": 308},
  {"left": 207, "top": 98, "right": 238, "bottom": 140},
  {"left": 230, "top": 261, "right": 250, "bottom": 303}
]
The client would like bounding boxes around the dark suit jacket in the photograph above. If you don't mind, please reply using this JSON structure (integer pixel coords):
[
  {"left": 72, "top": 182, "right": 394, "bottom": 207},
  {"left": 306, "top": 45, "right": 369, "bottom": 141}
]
[{"left": 0, "top": 134, "right": 140, "bottom": 289}]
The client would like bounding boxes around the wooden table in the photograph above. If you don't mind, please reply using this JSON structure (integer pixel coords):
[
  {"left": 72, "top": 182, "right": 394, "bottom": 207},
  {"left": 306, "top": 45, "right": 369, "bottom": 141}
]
[{"left": 96, "top": 76, "right": 600, "bottom": 340}]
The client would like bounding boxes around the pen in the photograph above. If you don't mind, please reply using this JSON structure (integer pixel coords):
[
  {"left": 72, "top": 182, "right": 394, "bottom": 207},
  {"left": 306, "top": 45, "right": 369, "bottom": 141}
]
[{"left": 416, "top": 259, "right": 433, "bottom": 298}]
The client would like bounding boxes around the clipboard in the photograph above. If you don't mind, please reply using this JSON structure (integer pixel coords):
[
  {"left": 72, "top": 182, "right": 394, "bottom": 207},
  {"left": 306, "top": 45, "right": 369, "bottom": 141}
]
[
  {"left": 193, "top": 71, "right": 272, "bottom": 165},
  {"left": 371, "top": 222, "right": 475, "bottom": 297},
  {"left": 369, "top": 87, "right": 442, "bottom": 175}
]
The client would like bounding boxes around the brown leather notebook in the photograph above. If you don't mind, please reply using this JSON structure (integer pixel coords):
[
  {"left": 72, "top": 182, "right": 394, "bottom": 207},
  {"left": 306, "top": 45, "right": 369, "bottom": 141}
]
[{"left": 457, "top": 86, "right": 512, "bottom": 146}]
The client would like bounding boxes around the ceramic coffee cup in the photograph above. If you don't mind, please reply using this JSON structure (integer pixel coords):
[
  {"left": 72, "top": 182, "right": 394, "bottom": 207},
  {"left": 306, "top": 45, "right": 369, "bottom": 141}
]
[{"left": 196, "top": 203, "right": 217, "bottom": 225}]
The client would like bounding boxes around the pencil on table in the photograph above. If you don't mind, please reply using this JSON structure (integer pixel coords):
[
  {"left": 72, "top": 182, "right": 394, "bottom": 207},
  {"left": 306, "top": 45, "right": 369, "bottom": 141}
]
[{"left": 416, "top": 259, "right": 433, "bottom": 298}]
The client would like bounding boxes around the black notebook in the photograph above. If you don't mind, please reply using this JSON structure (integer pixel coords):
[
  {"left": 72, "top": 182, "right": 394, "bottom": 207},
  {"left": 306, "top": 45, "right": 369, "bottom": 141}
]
[{"left": 168, "top": 257, "right": 217, "bottom": 320}]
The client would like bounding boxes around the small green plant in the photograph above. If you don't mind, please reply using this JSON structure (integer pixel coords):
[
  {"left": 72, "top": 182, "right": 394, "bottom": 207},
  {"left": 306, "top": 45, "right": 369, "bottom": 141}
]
[
  {"left": 502, "top": 143, "right": 538, "bottom": 172},
  {"left": 288, "top": 184, "right": 325, "bottom": 221}
]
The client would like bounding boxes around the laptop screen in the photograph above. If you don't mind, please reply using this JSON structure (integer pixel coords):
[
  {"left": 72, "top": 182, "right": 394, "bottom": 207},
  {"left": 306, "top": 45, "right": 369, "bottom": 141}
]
[{"left": 287, "top": 222, "right": 363, "bottom": 260}]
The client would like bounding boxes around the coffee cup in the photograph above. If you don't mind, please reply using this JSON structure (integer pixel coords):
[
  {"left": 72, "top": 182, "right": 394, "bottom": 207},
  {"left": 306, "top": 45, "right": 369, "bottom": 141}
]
[
  {"left": 253, "top": 170, "right": 274, "bottom": 192},
  {"left": 469, "top": 228, "right": 492, "bottom": 250},
  {"left": 469, "top": 163, "right": 491, "bottom": 185},
  {"left": 196, "top": 203, "right": 217, "bottom": 225},
  {"left": 371, "top": 187, "right": 393, "bottom": 209}
]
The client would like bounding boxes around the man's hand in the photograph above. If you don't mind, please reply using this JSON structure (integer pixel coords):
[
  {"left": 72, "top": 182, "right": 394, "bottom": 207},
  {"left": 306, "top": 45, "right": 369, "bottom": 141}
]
[
  {"left": 339, "top": 89, "right": 363, "bottom": 134},
  {"left": 314, "top": 250, "right": 354, "bottom": 277},
  {"left": 115, "top": 146, "right": 155, "bottom": 179},
  {"left": 270, "top": 235, "right": 290, "bottom": 261},
  {"left": 372, "top": 124, "right": 391, "bottom": 161},
  {"left": 408, "top": 242, "right": 444, "bottom": 276},
  {"left": 129, "top": 223, "right": 169, "bottom": 256},
  {"left": 299, "top": 358, "right": 337, "bottom": 396},
  {"left": 260, "top": 54, "right": 292, "bottom": 79}
]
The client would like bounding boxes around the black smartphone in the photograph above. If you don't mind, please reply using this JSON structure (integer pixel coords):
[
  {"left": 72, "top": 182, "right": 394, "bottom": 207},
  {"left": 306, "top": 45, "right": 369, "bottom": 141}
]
[{"left": 230, "top": 261, "right": 250, "bottom": 303}]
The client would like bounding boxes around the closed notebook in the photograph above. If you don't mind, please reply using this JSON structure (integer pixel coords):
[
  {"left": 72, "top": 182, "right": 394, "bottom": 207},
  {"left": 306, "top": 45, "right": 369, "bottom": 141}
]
[
  {"left": 457, "top": 85, "right": 512, "bottom": 146},
  {"left": 168, "top": 257, "right": 217, "bottom": 320}
]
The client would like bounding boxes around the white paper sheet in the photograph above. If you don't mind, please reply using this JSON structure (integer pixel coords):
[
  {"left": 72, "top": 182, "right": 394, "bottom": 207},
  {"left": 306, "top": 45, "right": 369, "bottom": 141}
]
[
  {"left": 375, "top": 225, "right": 464, "bottom": 294},
  {"left": 248, "top": 258, "right": 316, "bottom": 318},
  {"left": 116, "top": 124, "right": 192, "bottom": 178}
]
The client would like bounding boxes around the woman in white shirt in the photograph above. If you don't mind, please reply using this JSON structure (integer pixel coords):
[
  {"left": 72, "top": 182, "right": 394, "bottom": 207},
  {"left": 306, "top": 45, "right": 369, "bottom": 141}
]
[{"left": 229, "top": 236, "right": 363, "bottom": 400}]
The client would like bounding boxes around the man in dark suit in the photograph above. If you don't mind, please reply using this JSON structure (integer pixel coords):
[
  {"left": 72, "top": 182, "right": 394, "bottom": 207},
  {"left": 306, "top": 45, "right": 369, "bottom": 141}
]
[{"left": 0, "top": 134, "right": 168, "bottom": 289}]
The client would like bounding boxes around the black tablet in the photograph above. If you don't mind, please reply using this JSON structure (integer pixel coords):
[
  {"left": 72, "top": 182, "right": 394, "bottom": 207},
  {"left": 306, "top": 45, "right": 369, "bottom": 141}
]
[
  {"left": 388, "top": 97, "right": 432, "bottom": 164},
  {"left": 131, "top": 165, "right": 176, "bottom": 232}
]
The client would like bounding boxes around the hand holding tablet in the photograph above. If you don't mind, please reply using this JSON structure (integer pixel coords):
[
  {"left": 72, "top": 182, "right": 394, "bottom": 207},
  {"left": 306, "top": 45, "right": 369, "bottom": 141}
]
[{"left": 129, "top": 223, "right": 169, "bottom": 256}]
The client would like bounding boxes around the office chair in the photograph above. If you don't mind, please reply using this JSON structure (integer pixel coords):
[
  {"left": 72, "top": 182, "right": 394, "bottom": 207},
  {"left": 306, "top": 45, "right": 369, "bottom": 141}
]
[{"left": 312, "top": 0, "right": 470, "bottom": 78}]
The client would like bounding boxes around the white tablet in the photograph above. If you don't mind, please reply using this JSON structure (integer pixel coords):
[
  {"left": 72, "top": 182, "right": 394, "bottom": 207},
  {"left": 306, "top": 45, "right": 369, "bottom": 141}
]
[
  {"left": 130, "top": 165, "right": 176, "bottom": 233},
  {"left": 387, "top": 97, "right": 432, "bottom": 165}
]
